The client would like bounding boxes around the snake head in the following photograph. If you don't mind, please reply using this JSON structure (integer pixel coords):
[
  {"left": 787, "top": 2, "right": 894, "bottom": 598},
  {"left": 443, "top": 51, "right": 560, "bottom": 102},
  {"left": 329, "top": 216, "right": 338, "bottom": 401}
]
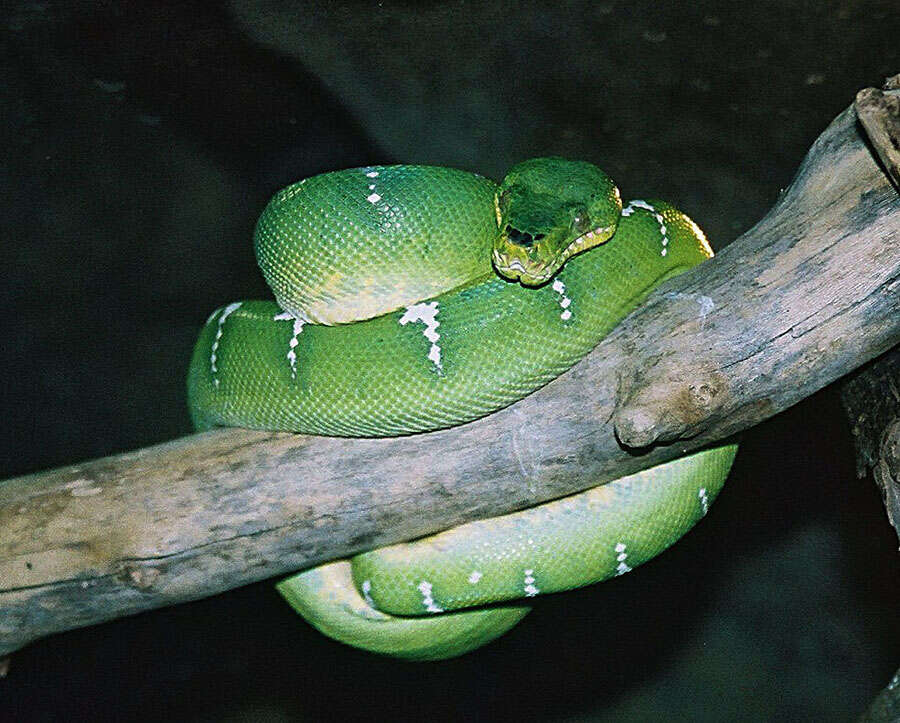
[{"left": 492, "top": 158, "right": 622, "bottom": 286}]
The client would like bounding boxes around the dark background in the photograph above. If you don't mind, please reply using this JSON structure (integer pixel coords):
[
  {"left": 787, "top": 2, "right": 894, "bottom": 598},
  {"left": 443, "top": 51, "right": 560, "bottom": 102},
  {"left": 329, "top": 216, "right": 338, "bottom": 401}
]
[{"left": 2, "top": 0, "right": 899, "bottom": 720}]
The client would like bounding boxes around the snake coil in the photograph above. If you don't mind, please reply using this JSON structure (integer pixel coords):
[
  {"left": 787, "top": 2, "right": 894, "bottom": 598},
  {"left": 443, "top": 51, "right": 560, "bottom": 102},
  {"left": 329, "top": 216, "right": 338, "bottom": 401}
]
[{"left": 188, "top": 158, "right": 736, "bottom": 660}]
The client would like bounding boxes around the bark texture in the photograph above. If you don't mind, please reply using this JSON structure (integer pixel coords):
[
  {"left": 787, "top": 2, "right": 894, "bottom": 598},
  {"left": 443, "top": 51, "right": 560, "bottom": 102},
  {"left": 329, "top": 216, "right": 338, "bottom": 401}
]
[
  {"left": 855, "top": 76, "right": 900, "bottom": 192},
  {"left": 1, "top": 90, "right": 899, "bottom": 656}
]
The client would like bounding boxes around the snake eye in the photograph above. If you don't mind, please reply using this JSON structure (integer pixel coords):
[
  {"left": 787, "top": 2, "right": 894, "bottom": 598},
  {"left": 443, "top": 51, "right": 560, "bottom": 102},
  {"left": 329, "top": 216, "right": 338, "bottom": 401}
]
[{"left": 506, "top": 227, "right": 545, "bottom": 248}]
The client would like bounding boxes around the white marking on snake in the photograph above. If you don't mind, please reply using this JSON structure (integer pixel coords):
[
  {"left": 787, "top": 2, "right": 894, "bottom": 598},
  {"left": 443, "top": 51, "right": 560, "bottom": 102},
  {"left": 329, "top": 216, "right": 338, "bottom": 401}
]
[
  {"left": 523, "top": 569, "right": 540, "bottom": 597},
  {"left": 551, "top": 279, "right": 573, "bottom": 321},
  {"left": 366, "top": 192, "right": 382, "bottom": 204},
  {"left": 273, "top": 311, "right": 306, "bottom": 379},
  {"left": 361, "top": 579, "right": 375, "bottom": 606},
  {"left": 622, "top": 199, "right": 671, "bottom": 257},
  {"left": 417, "top": 580, "right": 443, "bottom": 613},
  {"left": 614, "top": 542, "right": 633, "bottom": 576},
  {"left": 210, "top": 302, "right": 242, "bottom": 387},
  {"left": 399, "top": 301, "right": 442, "bottom": 370},
  {"left": 621, "top": 199, "right": 654, "bottom": 216},
  {"left": 699, "top": 487, "right": 710, "bottom": 515},
  {"left": 468, "top": 570, "right": 483, "bottom": 584},
  {"left": 365, "top": 170, "right": 379, "bottom": 178}
]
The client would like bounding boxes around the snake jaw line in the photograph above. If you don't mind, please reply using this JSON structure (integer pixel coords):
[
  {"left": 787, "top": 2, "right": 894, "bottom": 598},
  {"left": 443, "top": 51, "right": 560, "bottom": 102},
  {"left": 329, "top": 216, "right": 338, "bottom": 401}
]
[{"left": 493, "top": 222, "right": 617, "bottom": 287}]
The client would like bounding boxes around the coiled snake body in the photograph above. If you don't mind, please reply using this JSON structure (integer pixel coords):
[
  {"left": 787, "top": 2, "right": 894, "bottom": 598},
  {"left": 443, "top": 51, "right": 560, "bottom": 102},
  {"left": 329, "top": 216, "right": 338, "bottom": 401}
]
[{"left": 188, "top": 158, "right": 736, "bottom": 660}]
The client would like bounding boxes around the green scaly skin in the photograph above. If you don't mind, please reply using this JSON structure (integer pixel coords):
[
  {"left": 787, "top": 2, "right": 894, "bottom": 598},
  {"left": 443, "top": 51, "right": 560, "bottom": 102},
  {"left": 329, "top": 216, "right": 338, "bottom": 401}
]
[{"left": 187, "top": 158, "right": 737, "bottom": 660}]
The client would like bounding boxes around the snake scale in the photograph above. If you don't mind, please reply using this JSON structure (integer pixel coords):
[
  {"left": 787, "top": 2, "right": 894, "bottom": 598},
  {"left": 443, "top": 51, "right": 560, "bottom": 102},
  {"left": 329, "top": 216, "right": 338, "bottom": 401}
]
[{"left": 187, "top": 158, "right": 737, "bottom": 660}]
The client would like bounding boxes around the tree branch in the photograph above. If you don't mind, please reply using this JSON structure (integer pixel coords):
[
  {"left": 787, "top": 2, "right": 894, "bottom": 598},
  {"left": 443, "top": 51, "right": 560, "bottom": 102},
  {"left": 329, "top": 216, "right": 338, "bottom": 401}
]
[{"left": 1, "top": 88, "right": 898, "bottom": 657}]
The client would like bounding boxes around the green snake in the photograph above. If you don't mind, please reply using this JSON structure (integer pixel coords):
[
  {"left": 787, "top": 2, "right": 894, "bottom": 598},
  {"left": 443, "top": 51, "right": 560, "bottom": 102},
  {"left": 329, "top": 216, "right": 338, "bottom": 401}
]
[{"left": 187, "top": 158, "right": 737, "bottom": 660}]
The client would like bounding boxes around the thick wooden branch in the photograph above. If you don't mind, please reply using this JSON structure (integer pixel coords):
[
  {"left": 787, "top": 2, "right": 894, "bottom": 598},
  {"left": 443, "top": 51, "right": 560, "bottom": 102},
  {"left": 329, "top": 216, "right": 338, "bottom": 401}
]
[
  {"left": 612, "top": 81, "right": 899, "bottom": 447},
  {"left": 1, "top": 90, "right": 899, "bottom": 656}
]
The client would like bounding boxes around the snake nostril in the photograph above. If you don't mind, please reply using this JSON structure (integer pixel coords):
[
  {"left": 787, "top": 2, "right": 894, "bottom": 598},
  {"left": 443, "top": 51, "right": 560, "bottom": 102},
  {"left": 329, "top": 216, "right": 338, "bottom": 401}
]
[{"left": 506, "top": 227, "right": 545, "bottom": 248}]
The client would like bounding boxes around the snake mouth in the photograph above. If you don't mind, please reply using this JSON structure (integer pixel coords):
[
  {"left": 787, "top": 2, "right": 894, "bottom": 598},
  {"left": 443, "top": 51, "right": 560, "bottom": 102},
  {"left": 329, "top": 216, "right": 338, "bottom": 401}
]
[
  {"left": 493, "top": 222, "right": 617, "bottom": 286},
  {"left": 492, "top": 224, "right": 563, "bottom": 285},
  {"left": 503, "top": 257, "right": 527, "bottom": 274},
  {"left": 561, "top": 223, "right": 616, "bottom": 259},
  {"left": 492, "top": 248, "right": 560, "bottom": 286}
]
